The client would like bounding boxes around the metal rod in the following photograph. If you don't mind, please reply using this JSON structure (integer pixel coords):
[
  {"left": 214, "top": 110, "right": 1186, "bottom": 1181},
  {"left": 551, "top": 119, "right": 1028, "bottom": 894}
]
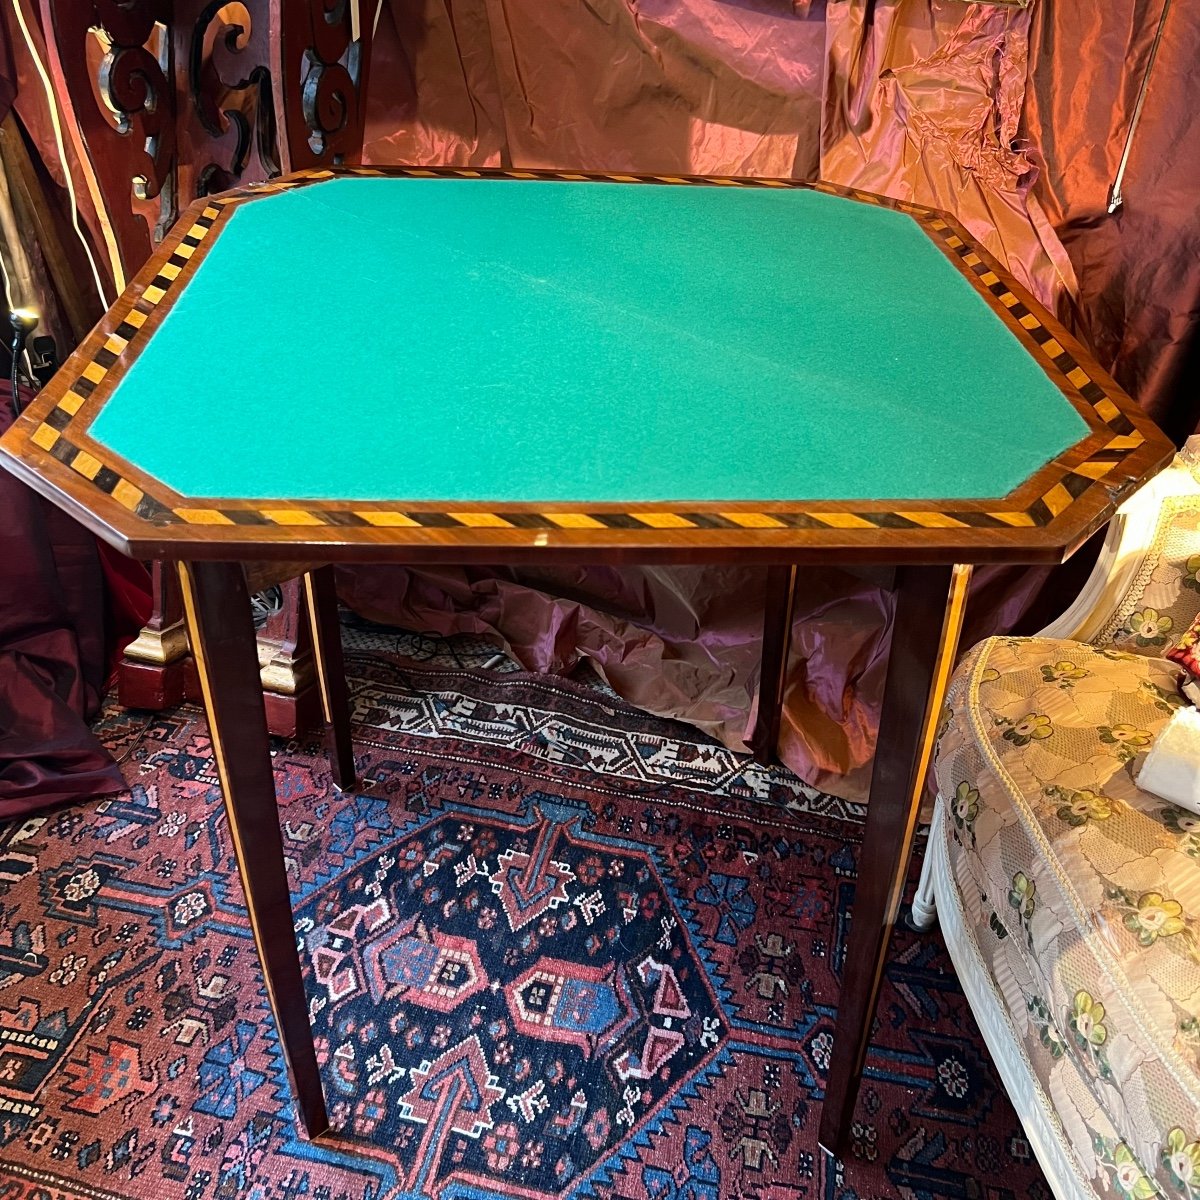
[{"left": 1108, "top": 0, "right": 1172, "bottom": 214}]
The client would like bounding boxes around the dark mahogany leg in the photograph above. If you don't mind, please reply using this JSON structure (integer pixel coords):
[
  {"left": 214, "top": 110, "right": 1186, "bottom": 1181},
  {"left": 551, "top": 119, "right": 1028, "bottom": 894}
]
[
  {"left": 177, "top": 560, "right": 330, "bottom": 1139},
  {"left": 818, "top": 563, "right": 972, "bottom": 1155},
  {"left": 303, "top": 566, "right": 356, "bottom": 791},
  {"left": 749, "top": 564, "right": 798, "bottom": 765}
]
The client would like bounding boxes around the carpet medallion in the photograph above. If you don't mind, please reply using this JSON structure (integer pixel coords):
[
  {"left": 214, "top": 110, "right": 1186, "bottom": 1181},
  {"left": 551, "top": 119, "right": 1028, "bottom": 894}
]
[{"left": 0, "top": 630, "right": 1050, "bottom": 1199}]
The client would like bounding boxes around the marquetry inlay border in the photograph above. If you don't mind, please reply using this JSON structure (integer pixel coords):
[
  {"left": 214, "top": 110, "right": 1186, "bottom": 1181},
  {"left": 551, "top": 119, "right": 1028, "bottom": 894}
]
[{"left": 1, "top": 165, "right": 1169, "bottom": 561}]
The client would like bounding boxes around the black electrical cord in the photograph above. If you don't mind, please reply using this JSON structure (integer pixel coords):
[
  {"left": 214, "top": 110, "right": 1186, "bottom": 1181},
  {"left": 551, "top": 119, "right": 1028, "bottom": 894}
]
[{"left": 9, "top": 309, "right": 38, "bottom": 419}]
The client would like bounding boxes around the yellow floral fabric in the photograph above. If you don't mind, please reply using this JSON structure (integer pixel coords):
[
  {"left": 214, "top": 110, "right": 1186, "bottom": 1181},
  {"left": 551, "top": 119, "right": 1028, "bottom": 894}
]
[
  {"left": 933, "top": 636, "right": 1200, "bottom": 1197},
  {"left": 1096, "top": 502, "right": 1200, "bottom": 656}
]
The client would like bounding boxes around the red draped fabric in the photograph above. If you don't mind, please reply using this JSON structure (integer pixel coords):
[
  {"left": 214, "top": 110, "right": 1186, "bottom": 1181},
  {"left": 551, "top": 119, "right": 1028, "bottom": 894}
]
[
  {"left": 0, "top": 394, "right": 151, "bottom": 817},
  {"left": 0, "top": 15, "right": 149, "bottom": 815}
]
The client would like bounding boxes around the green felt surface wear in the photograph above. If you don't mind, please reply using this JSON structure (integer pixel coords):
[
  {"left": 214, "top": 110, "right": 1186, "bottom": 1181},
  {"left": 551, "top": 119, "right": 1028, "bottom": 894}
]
[{"left": 90, "top": 177, "right": 1090, "bottom": 504}]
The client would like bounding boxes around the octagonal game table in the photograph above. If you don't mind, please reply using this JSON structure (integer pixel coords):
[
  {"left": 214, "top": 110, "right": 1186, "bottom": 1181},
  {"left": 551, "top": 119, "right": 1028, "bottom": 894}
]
[{"left": 0, "top": 166, "right": 1172, "bottom": 1156}]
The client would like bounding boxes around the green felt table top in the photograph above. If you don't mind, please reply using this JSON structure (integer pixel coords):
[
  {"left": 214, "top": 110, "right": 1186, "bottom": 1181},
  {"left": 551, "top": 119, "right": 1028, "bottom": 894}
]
[{"left": 88, "top": 175, "right": 1088, "bottom": 505}]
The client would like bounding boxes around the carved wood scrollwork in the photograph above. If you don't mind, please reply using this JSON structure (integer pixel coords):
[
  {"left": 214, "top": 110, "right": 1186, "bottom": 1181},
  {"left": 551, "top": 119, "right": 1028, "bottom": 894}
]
[
  {"left": 274, "top": 0, "right": 371, "bottom": 171},
  {"left": 175, "top": 1, "right": 280, "bottom": 199},
  {"left": 41, "top": 1, "right": 371, "bottom": 282},
  {"left": 94, "top": 1, "right": 176, "bottom": 223},
  {"left": 40, "top": 0, "right": 176, "bottom": 275}
]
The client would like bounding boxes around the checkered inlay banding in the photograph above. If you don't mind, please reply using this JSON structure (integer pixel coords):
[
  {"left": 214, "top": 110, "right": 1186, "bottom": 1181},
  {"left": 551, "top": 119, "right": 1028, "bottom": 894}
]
[{"left": 26, "top": 167, "right": 1145, "bottom": 538}]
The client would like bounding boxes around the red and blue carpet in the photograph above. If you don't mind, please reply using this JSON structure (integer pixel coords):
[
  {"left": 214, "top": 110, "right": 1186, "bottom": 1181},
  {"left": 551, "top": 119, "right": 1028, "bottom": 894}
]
[{"left": 0, "top": 622, "right": 1049, "bottom": 1199}]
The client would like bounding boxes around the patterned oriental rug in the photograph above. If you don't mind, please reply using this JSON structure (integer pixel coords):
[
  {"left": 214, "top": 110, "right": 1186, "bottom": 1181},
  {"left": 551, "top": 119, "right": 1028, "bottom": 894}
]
[{"left": 0, "top": 621, "right": 1051, "bottom": 1200}]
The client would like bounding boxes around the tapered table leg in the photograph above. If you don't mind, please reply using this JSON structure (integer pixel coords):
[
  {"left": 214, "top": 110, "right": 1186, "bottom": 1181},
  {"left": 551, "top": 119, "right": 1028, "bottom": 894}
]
[
  {"left": 303, "top": 565, "right": 356, "bottom": 790},
  {"left": 749, "top": 564, "right": 798, "bottom": 766},
  {"left": 818, "top": 563, "right": 972, "bottom": 1154},
  {"left": 177, "top": 560, "right": 329, "bottom": 1139}
]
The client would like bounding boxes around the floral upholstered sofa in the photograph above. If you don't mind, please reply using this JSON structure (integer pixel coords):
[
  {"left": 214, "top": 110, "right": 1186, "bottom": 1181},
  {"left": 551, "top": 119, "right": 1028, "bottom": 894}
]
[{"left": 914, "top": 440, "right": 1200, "bottom": 1200}]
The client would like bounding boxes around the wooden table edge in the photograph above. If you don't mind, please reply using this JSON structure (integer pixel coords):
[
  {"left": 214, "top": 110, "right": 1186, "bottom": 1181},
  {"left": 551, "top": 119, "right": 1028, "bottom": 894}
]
[{"left": 0, "top": 434, "right": 1175, "bottom": 568}]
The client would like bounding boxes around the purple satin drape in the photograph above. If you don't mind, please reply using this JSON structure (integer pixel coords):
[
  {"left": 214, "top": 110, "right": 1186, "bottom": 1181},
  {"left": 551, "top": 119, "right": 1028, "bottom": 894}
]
[{"left": 0, "top": 400, "right": 129, "bottom": 816}]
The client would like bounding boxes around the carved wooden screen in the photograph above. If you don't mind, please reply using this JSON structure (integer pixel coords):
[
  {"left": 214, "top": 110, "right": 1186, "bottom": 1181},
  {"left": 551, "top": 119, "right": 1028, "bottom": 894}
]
[{"left": 38, "top": 0, "right": 373, "bottom": 288}]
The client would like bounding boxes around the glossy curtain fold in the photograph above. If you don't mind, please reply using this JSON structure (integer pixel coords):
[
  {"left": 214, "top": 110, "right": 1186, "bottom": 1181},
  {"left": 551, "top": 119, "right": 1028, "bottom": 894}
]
[
  {"left": 0, "top": 398, "right": 130, "bottom": 816},
  {"left": 1024, "top": 0, "right": 1199, "bottom": 440},
  {"left": 363, "top": 0, "right": 826, "bottom": 176}
]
